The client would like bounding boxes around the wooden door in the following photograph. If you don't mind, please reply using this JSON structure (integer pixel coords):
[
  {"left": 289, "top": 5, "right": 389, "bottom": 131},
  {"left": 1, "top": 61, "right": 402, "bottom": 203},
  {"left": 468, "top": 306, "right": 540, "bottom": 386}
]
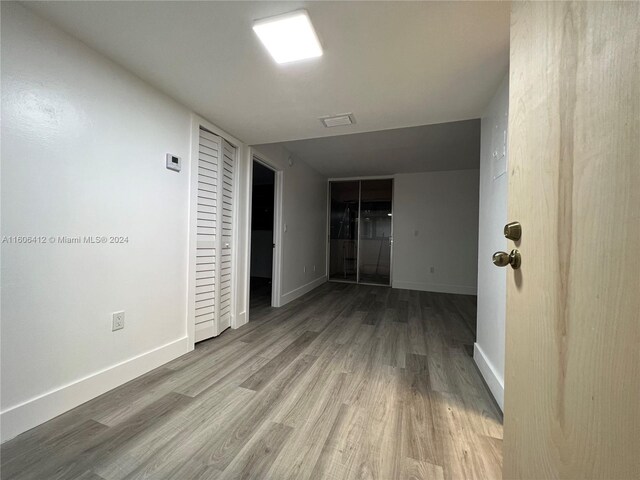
[{"left": 503, "top": 2, "right": 639, "bottom": 479}]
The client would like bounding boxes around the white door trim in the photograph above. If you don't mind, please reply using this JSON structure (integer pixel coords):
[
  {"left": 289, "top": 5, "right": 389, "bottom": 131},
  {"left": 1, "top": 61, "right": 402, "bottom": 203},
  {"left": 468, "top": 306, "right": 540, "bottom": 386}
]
[
  {"left": 271, "top": 169, "right": 283, "bottom": 307},
  {"left": 245, "top": 149, "right": 284, "bottom": 323}
]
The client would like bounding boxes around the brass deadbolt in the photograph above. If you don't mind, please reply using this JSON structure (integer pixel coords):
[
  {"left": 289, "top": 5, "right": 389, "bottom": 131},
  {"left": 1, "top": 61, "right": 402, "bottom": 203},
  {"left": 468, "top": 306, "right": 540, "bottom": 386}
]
[
  {"left": 504, "top": 221, "right": 522, "bottom": 241},
  {"left": 492, "top": 249, "right": 521, "bottom": 269}
]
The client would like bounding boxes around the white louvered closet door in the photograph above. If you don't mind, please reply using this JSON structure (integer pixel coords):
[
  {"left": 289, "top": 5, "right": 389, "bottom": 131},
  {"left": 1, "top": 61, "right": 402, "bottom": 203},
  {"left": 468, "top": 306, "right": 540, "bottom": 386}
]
[
  {"left": 217, "top": 139, "right": 236, "bottom": 332},
  {"left": 193, "top": 127, "right": 235, "bottom": 342}
]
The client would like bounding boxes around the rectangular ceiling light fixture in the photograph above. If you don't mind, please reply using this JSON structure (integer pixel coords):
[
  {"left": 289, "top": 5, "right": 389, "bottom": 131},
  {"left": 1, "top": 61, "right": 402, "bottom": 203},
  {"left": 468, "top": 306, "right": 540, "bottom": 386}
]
[
  {"left": 253, "top": 10, "right": 323, "bottom": 64},
  {"left": 320, "top": 113, "right": 356, "bottom": 128}
]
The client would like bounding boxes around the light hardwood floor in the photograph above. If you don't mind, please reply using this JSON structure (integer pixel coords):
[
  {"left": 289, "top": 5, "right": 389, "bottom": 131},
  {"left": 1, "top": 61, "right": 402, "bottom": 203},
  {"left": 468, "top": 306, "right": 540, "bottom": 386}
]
[{"left": 1, "top": 283, "right": 502, "bottom": 480}]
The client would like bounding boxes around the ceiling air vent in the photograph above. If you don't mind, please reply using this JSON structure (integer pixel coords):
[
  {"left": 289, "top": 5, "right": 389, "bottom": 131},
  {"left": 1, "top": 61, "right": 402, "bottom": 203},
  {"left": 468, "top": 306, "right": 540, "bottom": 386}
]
[{"left": 320, "top": 113, "right": 356, "bottom": 128}]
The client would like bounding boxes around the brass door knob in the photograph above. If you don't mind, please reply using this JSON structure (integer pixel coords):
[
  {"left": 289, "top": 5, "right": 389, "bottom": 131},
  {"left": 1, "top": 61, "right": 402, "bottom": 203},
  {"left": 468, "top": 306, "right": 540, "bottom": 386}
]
[
  {"left": 492, "top": 249, "right": 521, "bottom": 269},
  {"left": 504, "top": 221, "right": 522, "bottom": 241}
]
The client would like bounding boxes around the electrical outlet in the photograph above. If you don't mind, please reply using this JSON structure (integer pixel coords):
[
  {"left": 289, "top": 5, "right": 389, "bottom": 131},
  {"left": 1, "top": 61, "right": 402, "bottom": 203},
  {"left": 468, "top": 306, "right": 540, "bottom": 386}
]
[{"left": 112, "top": 311, "right": 125, "bottom": 331}]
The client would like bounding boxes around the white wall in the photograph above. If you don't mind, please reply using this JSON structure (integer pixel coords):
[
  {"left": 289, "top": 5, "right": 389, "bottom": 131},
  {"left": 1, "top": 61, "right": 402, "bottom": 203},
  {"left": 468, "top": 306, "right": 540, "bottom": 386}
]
[
  {"left": 393, "top": 170, "right": 479, "bottom": 295},
  {"left": 473, "top": 74, "right": 508, "bottom": 410},
  {"left": 251, "top": 144, "right": 327, "bottom": 305},
  {"left": 1, "top": 3, "right": 196, "bottom": 441}
]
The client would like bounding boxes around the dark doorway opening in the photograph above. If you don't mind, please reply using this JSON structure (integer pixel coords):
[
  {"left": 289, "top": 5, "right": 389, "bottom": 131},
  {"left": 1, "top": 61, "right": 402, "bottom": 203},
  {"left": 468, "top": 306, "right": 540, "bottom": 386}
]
[{"left": 250, "top": 161, "right": 275, "bottom": 315}]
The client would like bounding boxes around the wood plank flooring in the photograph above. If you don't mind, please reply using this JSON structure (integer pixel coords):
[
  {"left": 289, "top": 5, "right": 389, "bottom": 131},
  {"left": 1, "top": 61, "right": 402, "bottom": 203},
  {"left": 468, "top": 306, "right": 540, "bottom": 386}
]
[{"left": 0, "top": 283, "right": 502, "bottom": 480}]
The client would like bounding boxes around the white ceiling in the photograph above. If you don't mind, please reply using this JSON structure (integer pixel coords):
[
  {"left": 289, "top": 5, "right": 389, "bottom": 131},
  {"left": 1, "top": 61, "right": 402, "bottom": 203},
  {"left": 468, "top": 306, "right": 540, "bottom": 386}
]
[
  {"left": 259, "top": 119, "right": 480, "bottom": 177},
  {"left": 26, "top": 1, "right": 509, "bottom": 145}
]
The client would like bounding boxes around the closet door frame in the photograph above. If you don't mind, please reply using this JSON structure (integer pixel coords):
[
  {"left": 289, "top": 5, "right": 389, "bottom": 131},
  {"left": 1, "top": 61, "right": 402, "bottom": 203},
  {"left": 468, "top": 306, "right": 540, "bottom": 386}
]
[
  {"left": 187, "top": 115, "right": 243, "bottom": 349},
  {"left": 326, "top": 175, "right": 395, "bottom": 287}
]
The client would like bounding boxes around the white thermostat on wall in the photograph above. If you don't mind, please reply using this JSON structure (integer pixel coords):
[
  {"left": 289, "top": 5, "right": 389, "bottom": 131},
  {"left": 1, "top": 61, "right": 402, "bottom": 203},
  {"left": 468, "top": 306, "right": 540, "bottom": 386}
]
[{"left": 166, "top": 153, "right": 181, "bottom": 172}]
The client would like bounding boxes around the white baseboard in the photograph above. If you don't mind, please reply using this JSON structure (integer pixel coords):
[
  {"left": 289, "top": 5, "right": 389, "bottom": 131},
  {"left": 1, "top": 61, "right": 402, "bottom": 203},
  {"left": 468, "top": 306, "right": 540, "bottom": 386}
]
[
  {"left": 234, "top": 310, "right": 247, "bottom": 329},
  {"left": 392, "top": 280, "right": 477, "bottom": 296},
  {"left": 473, "top": 343, "right": 504, "bottom": 411},
  {"left": 0, "top": 336, "right": 189, "bottom": 443},
  {"left": 280, "top": 275, "right": 327, "bottom": 306}
]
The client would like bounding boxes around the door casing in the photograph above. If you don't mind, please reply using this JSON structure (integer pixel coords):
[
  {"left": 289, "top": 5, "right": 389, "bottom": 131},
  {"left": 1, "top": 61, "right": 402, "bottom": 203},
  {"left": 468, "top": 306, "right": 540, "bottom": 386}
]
[{"left": 247, "top": 153, "right": 283, "bottom": 311}]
